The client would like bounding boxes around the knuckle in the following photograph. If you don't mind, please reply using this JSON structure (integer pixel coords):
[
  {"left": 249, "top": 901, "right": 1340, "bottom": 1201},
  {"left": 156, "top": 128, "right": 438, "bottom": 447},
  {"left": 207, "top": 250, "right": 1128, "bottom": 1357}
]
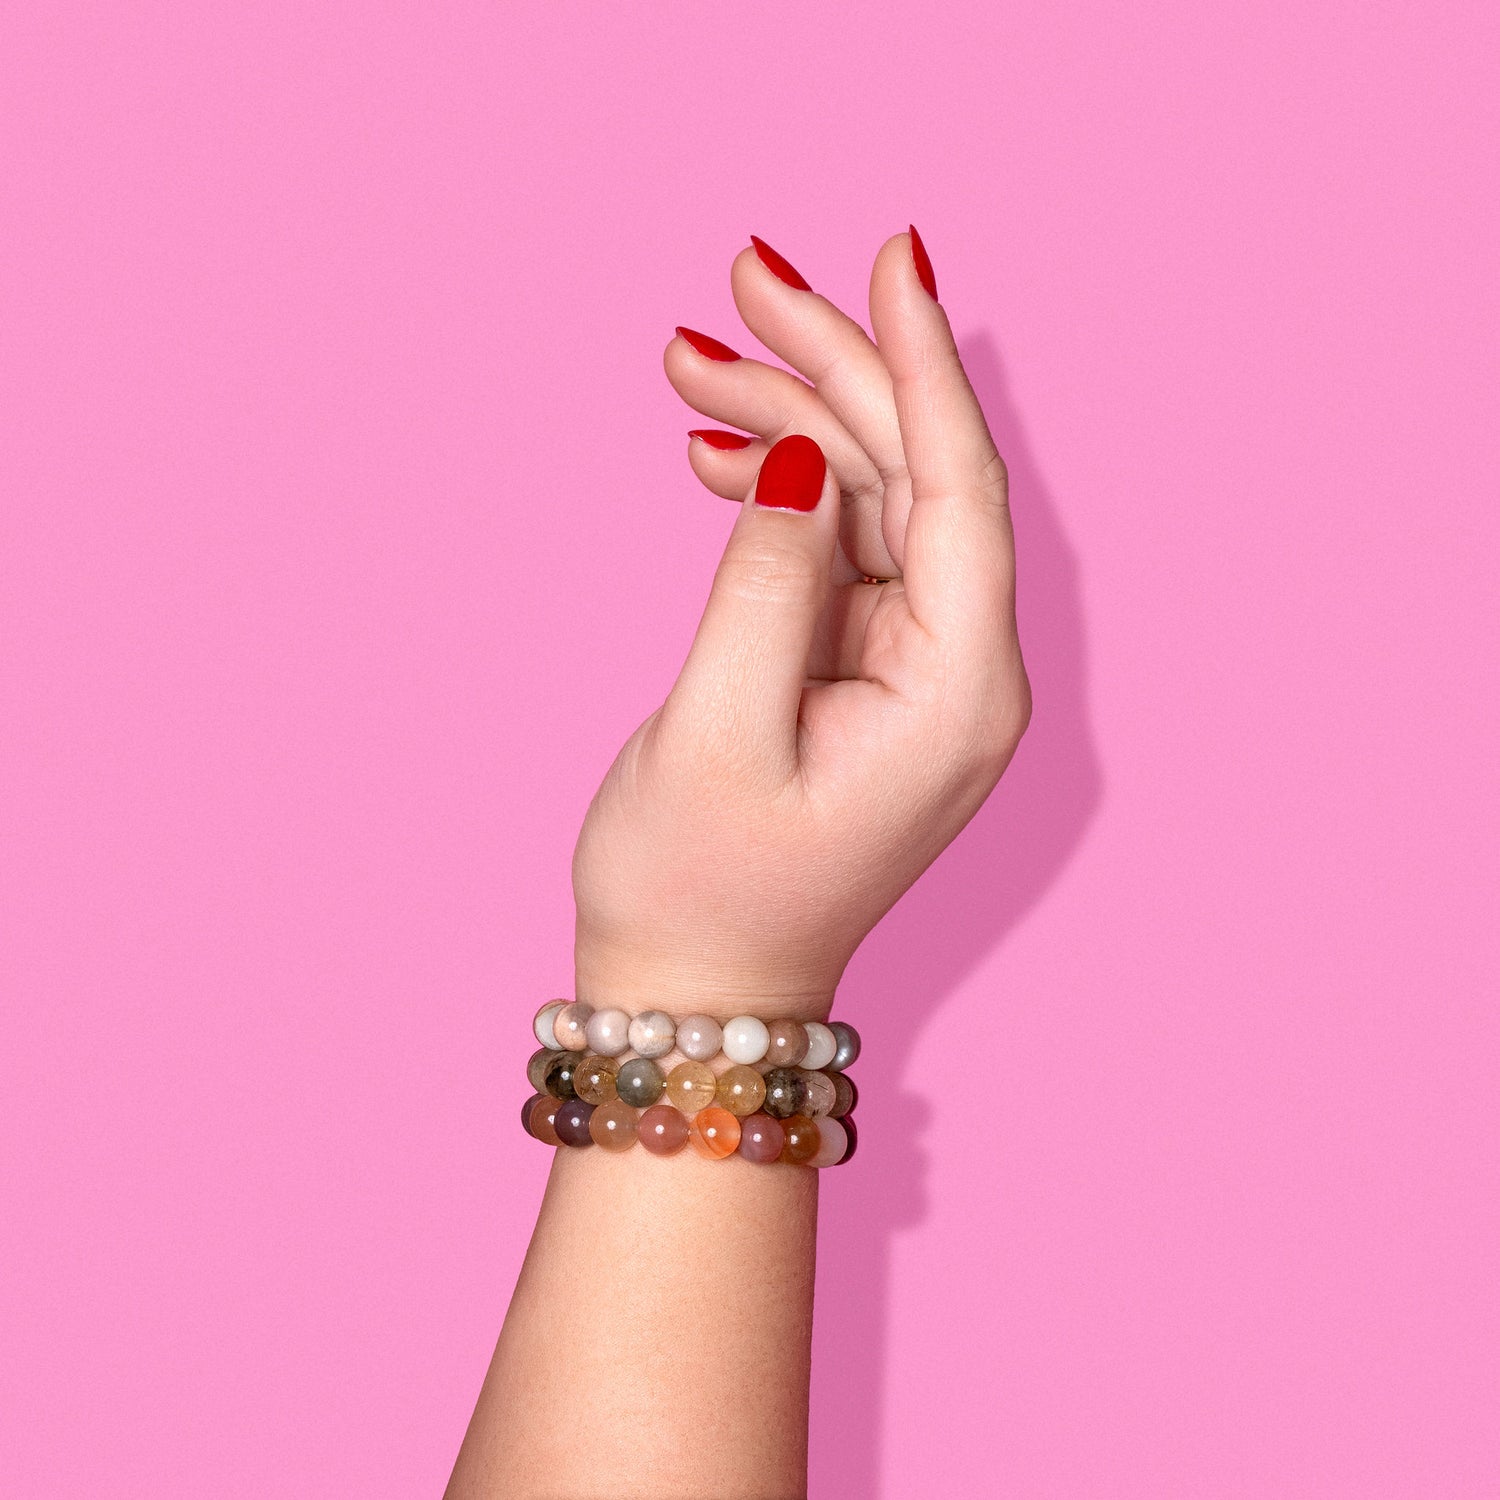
[{"left": 717, "top": 545, "right": 821, "bottom": 604}]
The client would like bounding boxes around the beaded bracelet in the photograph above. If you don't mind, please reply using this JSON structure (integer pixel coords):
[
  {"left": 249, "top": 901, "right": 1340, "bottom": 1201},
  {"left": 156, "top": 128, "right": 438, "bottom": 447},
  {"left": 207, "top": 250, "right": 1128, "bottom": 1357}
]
[
  {"left": 523, "top": 1000, "right": 860, "bottom": 1168},
  {"left": 532, "top": 999, "right": 861, "bottom": 1072}
]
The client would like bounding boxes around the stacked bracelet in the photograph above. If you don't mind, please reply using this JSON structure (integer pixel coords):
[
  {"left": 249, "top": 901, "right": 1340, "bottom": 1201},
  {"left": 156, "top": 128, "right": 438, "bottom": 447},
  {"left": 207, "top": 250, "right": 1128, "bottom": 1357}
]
[{"left": 521, "top": 1000, "right": 860, "bottom": 1168}]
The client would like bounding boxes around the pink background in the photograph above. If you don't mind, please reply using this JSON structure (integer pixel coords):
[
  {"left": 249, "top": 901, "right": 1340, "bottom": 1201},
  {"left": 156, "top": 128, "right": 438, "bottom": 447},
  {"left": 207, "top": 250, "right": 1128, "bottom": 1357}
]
[{"left": 3, "top": 4, "right": 1497, "bottom": 1495}]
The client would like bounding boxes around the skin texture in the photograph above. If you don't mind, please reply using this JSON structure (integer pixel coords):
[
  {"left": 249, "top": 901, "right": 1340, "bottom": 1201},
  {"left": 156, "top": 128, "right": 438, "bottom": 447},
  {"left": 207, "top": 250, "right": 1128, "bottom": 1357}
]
[{"left": 447, "top": 231, "right": 1029, "bottom": 1499}]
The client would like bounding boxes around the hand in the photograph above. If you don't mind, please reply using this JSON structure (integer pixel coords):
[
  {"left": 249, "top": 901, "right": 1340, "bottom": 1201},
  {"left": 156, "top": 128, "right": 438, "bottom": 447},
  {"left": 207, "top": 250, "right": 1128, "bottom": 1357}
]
[{"left": 571, "top": 230, "right": 1030, "bottom": 1021}]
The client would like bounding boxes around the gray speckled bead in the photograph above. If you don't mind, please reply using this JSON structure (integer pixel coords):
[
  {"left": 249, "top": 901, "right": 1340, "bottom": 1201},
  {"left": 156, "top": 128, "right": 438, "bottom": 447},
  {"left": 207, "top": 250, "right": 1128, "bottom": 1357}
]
[
  {"left": 675, "top": 1014, "right": 724, "bottom": 1062},
  {"left": 615, "top": 1056, "right": 666, "bottom": 1108},
  {"left": 627, "top": 1010, "right": 676, "bottom": 1059},
  {"left": 828, "top": 1020, "right": 861, "bottom": 1072},
  {"left": 762, "top": 1066, "right": 809, "bottom": 1120}
]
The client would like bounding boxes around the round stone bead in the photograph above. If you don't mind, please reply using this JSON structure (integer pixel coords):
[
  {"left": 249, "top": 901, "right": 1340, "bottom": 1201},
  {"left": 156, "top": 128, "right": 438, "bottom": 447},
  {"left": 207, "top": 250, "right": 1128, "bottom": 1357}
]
[
  {"left": 588, "top": 1098, "right": 640, "bottom": 1151},
  {"left": 764, "top": 1019, "right": 810, "bottom": 1068},
  {"left": 807, "top": 1115, "right": 847, "bottom": 1168},
  {"left": 800, "top": 1021, "right": 838, "bottom": 1071},
  {"left": 533, "top": 1000, "right": 568, "bottom": 1049},
  {"left": 527, "top": 1094, "right": 563, "bottom": 1147},
  {"left": 675, "top": 1014, "right": 724, "bottom": 1062},
  {"left": 715, "top": 1064, "right": 768, "bottom": 1117},
  {"left": 837, "top": 1115, "right": 858, "bottom": 1163},
  {"left": 779, "top": 1114, "right": 820, "bottom": 1166},
  {"left": 829, "top": 1072, "right": 858, "bottom": 1118},
  {"left": 521, "top": 1091, "right": 546, "bottom": 1137},
  {"left": 553, "top": 1097, "right": 595, "bottom": 1147},
  {"left": 615, "top": 1056, "right": 665, "bottom": 1109},
  {"left": 584, "top": 1007, "right": 632, "bottom": 1057},
  {"left": 738, "top": 1113, "right": 786, "bottom": 1164},
  {"left": 828, "top": 1020, "right": 861, "bottom": 1072},
  {"left": 552, "top": 1001, "right": 594, "bottom": 1051},
  {"left": 688, "top": 1106, "right": 741, "bottom": 1159},
  {"left": 800, "top": 1069, "right": 837, "bottom": 1118},
  {"left": 721, "top": 1015, "right": 770, "bottom": 1065},
  {"left": 637, "top": 1104, "right": 690, "bottom": 1156},
  {"left": 664, "top": 1060, "right": 718, "bottom": 1115},
  {"left": 573, "top": 1054, "right": 619, "bottom": 1105},
  {"left": 543, "top": 1053, "right": 580, "bottom": 1101},
  {"left": 762, "top": 1066, "right": 809, "bottom": 1120},
  {"left": 526, "top": 1046, "right": 559, "bottom": 1093},
  {"left": 628, "top": 1010, "right": 676, "bottom": 1059}
]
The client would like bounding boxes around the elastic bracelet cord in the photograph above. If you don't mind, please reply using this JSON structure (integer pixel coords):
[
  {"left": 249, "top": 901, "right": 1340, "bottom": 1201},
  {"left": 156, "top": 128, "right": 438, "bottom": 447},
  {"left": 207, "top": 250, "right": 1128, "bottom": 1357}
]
[{"left": 521, "top": 1000, "right": 860, "bottom": 1167}]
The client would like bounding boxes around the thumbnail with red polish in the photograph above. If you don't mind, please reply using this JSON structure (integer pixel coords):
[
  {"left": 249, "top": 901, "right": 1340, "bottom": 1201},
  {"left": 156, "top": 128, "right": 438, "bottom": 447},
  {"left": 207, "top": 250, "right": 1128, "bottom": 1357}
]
[
  {"left": 750, "top": 236, "right": 812, "bottom": 292},
  {"left": 676, "top": 326, "right": 741, "bottom": 362},
  {"left": 689, "top": 429, "right": 754, "bottom": 451},
  {"left": 754, "top": 434, "right": 825, "bottom": 512},
  {"left": 908, "top": 224, "right": 938, "bottom": 301}
]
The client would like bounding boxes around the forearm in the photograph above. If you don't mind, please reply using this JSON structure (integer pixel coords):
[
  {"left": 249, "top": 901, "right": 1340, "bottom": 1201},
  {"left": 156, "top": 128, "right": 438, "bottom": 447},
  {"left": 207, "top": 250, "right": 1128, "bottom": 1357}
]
[{"left": 448, "top": 1141, "right": 818, "bottom": 1499}]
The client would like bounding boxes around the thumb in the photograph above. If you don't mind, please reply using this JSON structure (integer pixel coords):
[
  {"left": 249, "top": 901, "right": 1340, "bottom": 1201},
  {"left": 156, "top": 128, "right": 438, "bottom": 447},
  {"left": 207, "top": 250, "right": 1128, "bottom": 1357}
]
[{"left": 668, "top": 434, "right": 839, "bottom": 782}]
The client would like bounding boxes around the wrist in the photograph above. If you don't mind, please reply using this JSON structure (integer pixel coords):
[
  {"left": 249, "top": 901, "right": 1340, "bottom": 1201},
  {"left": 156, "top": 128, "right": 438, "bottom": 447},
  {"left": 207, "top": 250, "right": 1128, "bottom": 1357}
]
[{"left": 573, "top": 935, "right": 841, "bottom": 1024}]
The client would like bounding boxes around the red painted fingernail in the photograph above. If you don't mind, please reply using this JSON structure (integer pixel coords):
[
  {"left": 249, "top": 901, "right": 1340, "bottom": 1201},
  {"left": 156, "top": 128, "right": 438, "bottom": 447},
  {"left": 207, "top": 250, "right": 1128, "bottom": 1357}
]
[
  {"left": 754, "top": 434, "right": 825, "bottom": 512},
  {"left": 689, "top": 429, "right": 755, "bottom": 450},
  {"left": 676, "top": 326, "right": 741, "bottom": 362},
  {"left": 909, "top": 224, "right": 938, "bottom": 301},
  {"left": 750, "top": 235, "right": 812, "bottom": 292}
]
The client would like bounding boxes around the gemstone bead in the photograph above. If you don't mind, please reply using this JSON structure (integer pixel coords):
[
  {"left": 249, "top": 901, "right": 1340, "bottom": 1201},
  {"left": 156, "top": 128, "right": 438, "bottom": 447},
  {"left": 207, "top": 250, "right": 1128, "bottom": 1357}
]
[
  {"left": 828, "top": 1020, "right": 861, "bottom": 1071},
  {"left": 615, "top": 1056, "right": 665, "bottom": 1108},
  {"left": 800, "top": 1069, "right": 837, "bottom": 1117},
  {"left": 573, "top": 1054, "right": 619, "bottom": 1105},
  {"left": 765, "top": 1019, "right": 809, "bottom": 1067},
  {"left": 762, "top": 1066, "right": 809, "bottom": 1119},
  {"left": 675, "top": 1014, "right": 724, "bottom": 1062},
  {"left": 664, "top": 1060, "right": 718, "bottom": 1114},
  {"left": 533, "top": 1000, "right": 568, "bottom": 1049},
  {"left": 543, "top": 1053, "right": 580, "bottom": 1101},
  {"left": 800, "top": 1021, "right": 838, "bottom": 1071},
  {"left": 721, "top": 1015, "right": 770, "bottom": 1065},
  {"left": 527, "top": 1094, "right": 563, "bottom": 1147},
  {"left": 638, "top": 1104, "right": 690, "bottom": 1156},
  {"left": 553, "top": 1097, "right": 595, "bottom": 1146},
  {"left": 738, "top": 1113, "right": 786, "bottom": 1163},
  {"left": 837, "top": 1114, "right": 858, "bottom": 1163},
  {"left": 588, "top": 1098, "right": 640, "bottom": 1151},
  {"left": 715, "top": 1064, "right": 767, "bottom": 1117},
  {"left": 521, "top": 1091, "right": 546, "bottom": 1137},
  {"left": 527, "top": 1046, "right": 559, "bottom": 1092},
  {"left": 779, "top": 1114, "right": 820, "bottom": 1165},
  {"left": 688, "top": 1106, "right": 742, "bottom": 1159},
  {"left": 628, "top": 1010, "right": 676, "bottom": 1059},
  {"left": 552, "top": 1001, "right": 594, "bottom": 1051},
  {"left": 584, "top": 1007, "right": 632, "bottom": 1057},
  {"left": 829, "top": 1072, "right": 857, "bottom": 1118},
  {"left": 808, "top": 1115, "right": 847, "bottom": 1167}
]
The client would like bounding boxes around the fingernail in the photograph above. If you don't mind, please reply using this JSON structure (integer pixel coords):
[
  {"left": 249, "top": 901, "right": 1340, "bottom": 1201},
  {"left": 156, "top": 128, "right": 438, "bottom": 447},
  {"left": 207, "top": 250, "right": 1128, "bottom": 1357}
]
[
  {"left": 908, "top": 224, "right": 938, "bottom": 301},
  {"left": 689, "top": 429, "right": 754, "bottom": 450},
  {"left": 676, "top": 326, "right": 741, "bottom": 362},
  {"left": 754, "top": 434, "right": 825, "bottom": 512},
  {"left": 750, "top": 235, "right": 812, "bottom": 292}
]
